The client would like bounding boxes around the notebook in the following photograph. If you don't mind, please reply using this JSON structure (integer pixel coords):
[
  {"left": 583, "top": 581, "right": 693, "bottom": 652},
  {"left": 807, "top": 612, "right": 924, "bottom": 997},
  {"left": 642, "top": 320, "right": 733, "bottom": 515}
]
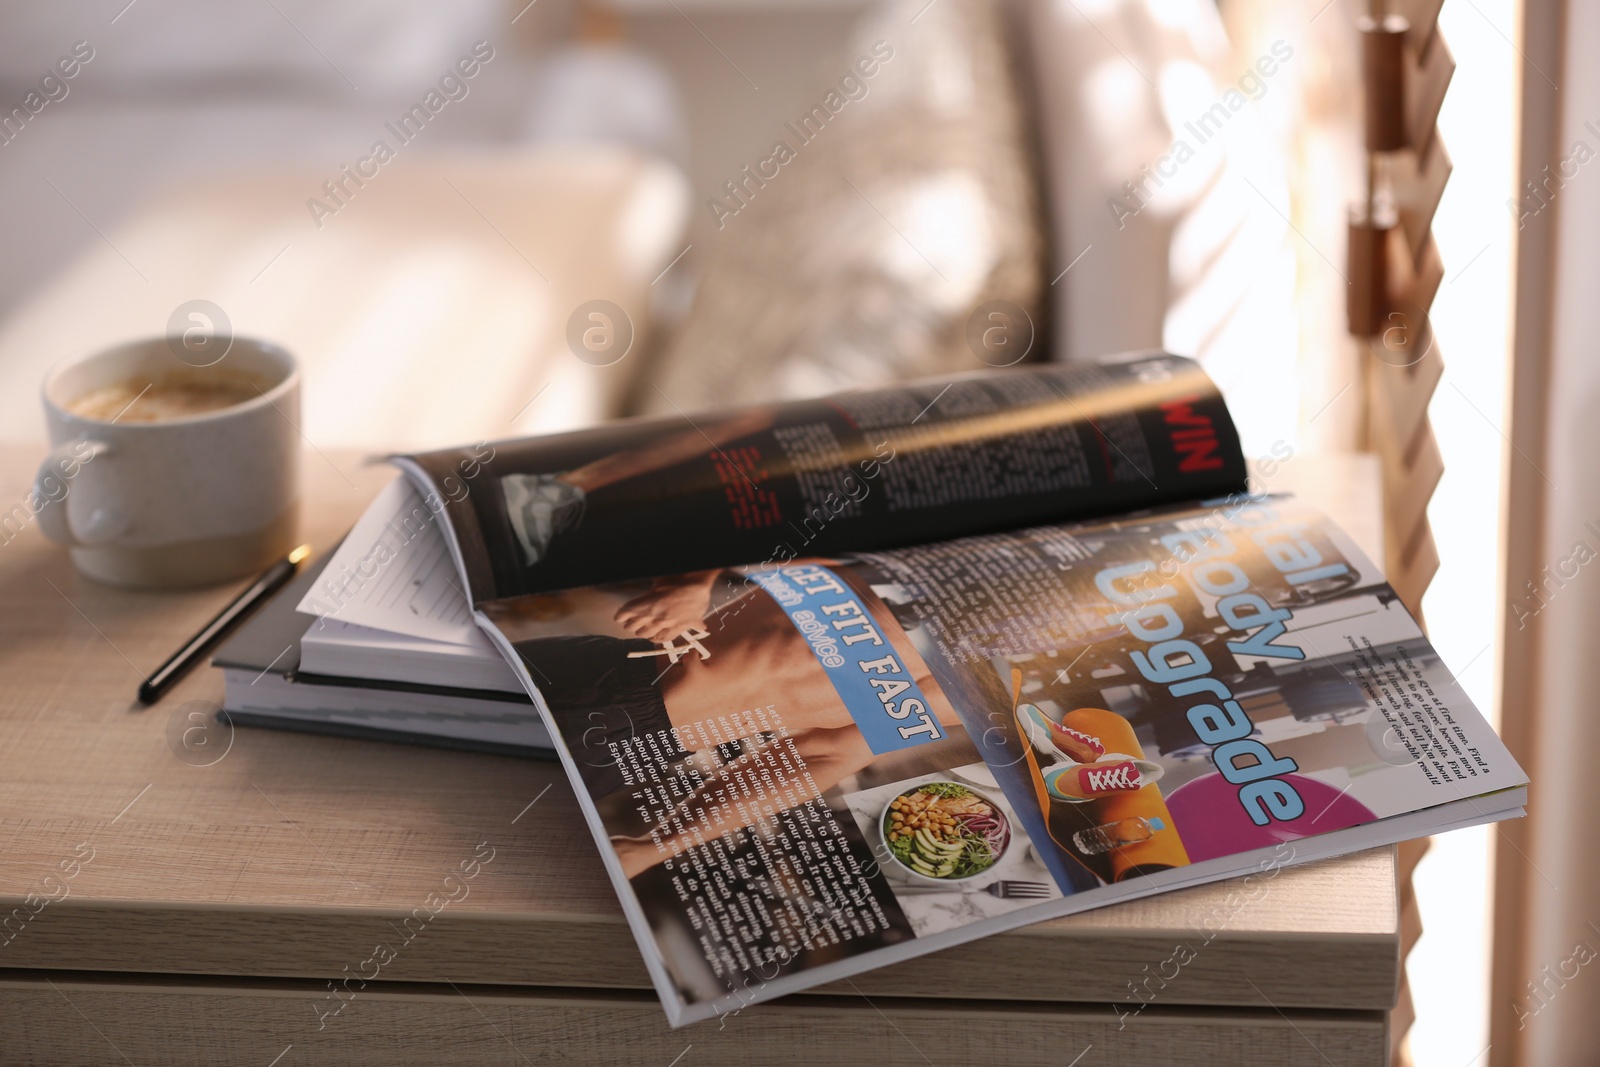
[{"left": 212, "top": 546, "right": 552, "bottom": 758}]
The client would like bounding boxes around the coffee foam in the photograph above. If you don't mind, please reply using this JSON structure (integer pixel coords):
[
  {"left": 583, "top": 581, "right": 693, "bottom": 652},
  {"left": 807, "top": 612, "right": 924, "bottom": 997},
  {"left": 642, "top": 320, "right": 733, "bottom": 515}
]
[{"left": 67, "top": 372, "right": 265, "bottom": 423}]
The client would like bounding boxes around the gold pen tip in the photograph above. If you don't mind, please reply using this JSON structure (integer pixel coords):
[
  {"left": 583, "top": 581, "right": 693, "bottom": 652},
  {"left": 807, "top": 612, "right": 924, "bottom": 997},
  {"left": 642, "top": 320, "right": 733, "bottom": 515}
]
[{"left": 288, "top": 544, "right": 312, "bottom": 565}]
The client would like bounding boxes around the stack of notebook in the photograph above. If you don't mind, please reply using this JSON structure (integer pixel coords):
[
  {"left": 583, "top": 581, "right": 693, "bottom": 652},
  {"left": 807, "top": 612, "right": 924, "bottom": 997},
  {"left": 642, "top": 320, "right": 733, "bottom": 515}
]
[{"left": 213, "top": 479, "right": 552, "bottom": 756}]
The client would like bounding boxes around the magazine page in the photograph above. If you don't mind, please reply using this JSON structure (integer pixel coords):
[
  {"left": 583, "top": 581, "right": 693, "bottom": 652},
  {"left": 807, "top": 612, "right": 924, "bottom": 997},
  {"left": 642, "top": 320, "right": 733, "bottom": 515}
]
[
  {"left": 394, "top": 353, "right": 1248, "bottom": 604},
  {"left": 475, "top": 492, "right": 1527, "bottom": 1024}
]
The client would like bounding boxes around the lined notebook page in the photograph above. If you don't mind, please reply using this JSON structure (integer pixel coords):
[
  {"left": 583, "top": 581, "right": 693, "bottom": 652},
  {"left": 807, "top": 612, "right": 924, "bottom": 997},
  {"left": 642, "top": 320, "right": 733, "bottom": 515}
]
[{"left": 296, "top": 476, "right": 482, "bottom": 646}]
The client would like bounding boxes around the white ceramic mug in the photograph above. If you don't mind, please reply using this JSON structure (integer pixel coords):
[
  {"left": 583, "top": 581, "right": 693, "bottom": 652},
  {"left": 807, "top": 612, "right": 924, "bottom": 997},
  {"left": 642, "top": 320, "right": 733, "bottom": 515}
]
[{"left": 36, "top": 337, "right": 301, "bottom": 588}]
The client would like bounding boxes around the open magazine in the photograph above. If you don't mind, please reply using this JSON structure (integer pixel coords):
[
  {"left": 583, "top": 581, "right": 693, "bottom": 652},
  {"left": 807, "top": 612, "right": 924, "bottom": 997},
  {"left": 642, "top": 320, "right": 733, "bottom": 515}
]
[{"left": 350, "top": 352, "right": 1524, "bottom": 1026}]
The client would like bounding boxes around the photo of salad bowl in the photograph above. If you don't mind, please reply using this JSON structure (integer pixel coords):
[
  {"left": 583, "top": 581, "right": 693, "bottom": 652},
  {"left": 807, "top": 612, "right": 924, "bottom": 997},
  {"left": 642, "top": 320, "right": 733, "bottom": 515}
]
[{"left": 879, "top": 782, "right": 1012, "bottom": 885}]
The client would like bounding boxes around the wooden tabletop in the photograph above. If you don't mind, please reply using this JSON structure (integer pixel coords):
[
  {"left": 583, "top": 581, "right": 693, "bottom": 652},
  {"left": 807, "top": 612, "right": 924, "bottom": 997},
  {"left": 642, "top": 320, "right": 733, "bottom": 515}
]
[{"left": 0, "top": 445, "right": 1399, "bottom": 1063}]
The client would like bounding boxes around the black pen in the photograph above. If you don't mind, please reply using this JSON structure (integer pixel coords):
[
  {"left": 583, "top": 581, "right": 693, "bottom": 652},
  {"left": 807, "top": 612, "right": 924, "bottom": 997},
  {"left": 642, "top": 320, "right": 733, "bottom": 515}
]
[{"left": 137, "top": 544, "right": 312, "bottom": 706}]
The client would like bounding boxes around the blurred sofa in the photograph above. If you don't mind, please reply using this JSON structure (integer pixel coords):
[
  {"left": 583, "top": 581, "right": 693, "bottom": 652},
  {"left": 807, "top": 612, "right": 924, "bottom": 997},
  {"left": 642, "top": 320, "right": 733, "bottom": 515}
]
[{"left": 0, "top": 0, "right": 1267, "bottom": 449}]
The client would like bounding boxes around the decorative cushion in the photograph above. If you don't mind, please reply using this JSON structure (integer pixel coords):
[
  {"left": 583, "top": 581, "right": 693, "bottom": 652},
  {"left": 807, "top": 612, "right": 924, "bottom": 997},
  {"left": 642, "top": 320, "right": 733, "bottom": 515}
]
[{"left": 641, "top": 0, "right": 1045, "bottom": 415}]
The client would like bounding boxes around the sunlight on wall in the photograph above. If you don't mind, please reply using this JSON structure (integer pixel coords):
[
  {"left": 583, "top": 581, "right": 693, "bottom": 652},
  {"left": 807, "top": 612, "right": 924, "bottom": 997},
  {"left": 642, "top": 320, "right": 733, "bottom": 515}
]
[{"left": 1407, "top": 1, "right": 1518, "bottom": 1064}]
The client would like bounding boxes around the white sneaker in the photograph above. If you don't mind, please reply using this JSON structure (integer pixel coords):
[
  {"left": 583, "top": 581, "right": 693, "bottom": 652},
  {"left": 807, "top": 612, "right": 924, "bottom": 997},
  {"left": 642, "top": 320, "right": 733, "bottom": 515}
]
[{"left": 501, "top": 474, "right": 586, "bottom": 565}]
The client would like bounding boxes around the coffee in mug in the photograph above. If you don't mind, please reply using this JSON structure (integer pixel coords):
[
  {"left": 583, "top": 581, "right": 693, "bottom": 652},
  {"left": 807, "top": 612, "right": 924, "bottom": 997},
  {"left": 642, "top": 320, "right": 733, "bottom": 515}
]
[
  {"left": 37, "top": 337, "right": 301, "bottom": 588},
  {"left": 65, "top": 374, "right": 264, "bottom": 423}
]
